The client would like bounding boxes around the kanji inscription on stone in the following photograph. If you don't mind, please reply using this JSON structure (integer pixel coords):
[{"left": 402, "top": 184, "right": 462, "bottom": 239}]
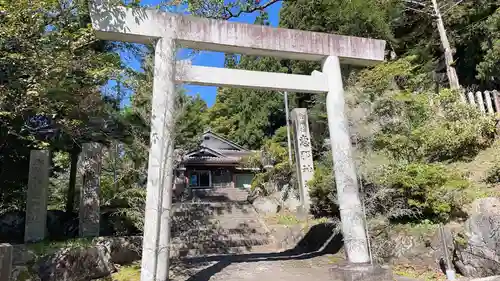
[
  {"left": 25, "top": 150, "right": 50, "bottom": 243},
  {"left": 79, "top": 143, "right": 103, "bottom": 237},
  {"left": 291, "top": 108, "right": 314, "bottom": 212}
]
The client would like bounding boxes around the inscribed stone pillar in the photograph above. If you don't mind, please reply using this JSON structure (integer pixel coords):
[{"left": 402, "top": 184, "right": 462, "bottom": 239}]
[
  {"left": 291, "top": 108, "right": 314, "bottom": 213},
  {"left": 0, "top": 244, "right": 12, "bottom": 281},
  {"left": 322, "top": 56, "right": 370, "bottom": 264},
  {"left": 25, "top": 150, "right": 50, "bottom": 243},
  {"left": 79, "top": 142, "right": 103, "bottom": 237}
]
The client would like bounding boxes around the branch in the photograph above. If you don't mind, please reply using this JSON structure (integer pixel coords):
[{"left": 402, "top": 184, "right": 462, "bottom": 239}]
[
  {"left": 222, "top": 0, "right": 282, "bottom": 20},
  {"left": 442, "top": 0, "right": 466, "bottom": 15},
  {"left": 403, "top": 0, "right": 427, "bottom": 7},
  {"left": 404, "top": 6, "right": 433, "bottom": 16}
]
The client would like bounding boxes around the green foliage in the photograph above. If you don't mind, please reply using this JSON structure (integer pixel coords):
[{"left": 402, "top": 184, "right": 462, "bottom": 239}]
[
  {"left": 106, "top": 263, "right": 141, "bottom": 281},
  {"left": 280, "top": 0, "right": 400, "bottom": 41},
  {"left": 355, "top": 56, "right": 433, "bottom": 95},
  {"left": 476, "top": 9, "right": 500, "bottom": 82},
  {"left": 485, "top": 164, "right": 500, "bottom": 184},
  {"left": 0, "top": 0, "right": 128, "bottom": 211},
  {"left": 308, "top": 151, "right": 337, "bottom": 217},
  {"left": 207, "top": 54, "right": 287, "bottom": 149},
  {"left": 355, "top": 59, "right": 496, "bottom": 163},
  {"left": 28, "top": 237, "right": 94, "bottom": 257},
  {"left": 307, "top": 57, "right": 488, "bottom": 221},
  {"left": 175, "top": 94, "right": 209, "bottom": 151},
  {"left": 377, "top": 163, "right": 471, "bottom": 221},
  {"left": 371, "top": 90, "right": 496, "bottom": 162},
  {"left": 244, "top": 136, "right": 294, "bottom": 196}
]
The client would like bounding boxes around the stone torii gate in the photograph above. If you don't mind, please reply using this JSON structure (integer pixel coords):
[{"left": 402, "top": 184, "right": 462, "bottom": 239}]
[{"left": 89, "top": 1, "right": 386, "bottom": 281}]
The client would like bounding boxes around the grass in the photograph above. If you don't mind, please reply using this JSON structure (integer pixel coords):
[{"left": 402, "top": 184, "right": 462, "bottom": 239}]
[
  {"left": 393, "top": 264, "right": 450, "bottom": 281},
  {"left": 27, "top": 237, "right": 94, "bottom": 257},
  {"left": 112, "top": 264, "right": 141, "bottom": 281},
  {"left": 452, "top": 138, "right": 500, "bottom": 186},
  {"left": 267, "top": 212, "right": 330, "bottom": 227},
  {"left": 96, "top": 263, "right": 141, "bottom": 281},
  {"left": 390, "top": 220, "right": 439, "bottom": 237}
]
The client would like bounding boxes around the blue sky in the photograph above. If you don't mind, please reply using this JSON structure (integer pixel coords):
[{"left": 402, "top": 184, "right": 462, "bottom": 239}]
[{"left": 115, "top": 0, "right": 282, "bottom": 107}]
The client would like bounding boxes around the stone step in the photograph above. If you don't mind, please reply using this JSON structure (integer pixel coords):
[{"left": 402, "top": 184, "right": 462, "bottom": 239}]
[
  {"left": 168, "top": 189, "right": 273, "bottom": 259},
  {"left": 190, "top": 188, "right": 250, "bottom": 202},
  {"left": 172, "top": 212, "right": 257, "bottom": 220},
  {"left": 170, "top": 243, "right": 276, "bottom": 258},
  {"left": 172, "top": 203, "right": 255, "bottom": 215},
  {"left": 171, "top": 222, "right": 268, "bottom": 236},
  {"left": 171, "top": 237, "right": 272, "bottom": 249},
  {"left": 172, "top": 230, "right": 270, "bottom": 242}
]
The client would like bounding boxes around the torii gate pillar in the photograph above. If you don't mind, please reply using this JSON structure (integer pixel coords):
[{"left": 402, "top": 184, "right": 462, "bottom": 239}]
[{"left": 89, "top": 1, "right": 389, "bottom": 280}]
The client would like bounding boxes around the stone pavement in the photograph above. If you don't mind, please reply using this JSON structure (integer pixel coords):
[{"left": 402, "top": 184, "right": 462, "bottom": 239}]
[
  {"left": 170, "top": 254, "right": 423, "bottom": 281},
  {"left": 168, "top": 188, "right": 344, "bottom": 280},
  {"left": 167, "top": 188, "right": 420, "bottom": 281},
  {"left": 171, "top": 251, "right": 338, "bottom": 280}
]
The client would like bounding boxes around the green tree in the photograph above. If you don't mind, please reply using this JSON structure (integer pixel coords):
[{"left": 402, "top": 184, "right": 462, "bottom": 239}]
[
  {"left": 0, "top": 0, "right": 126, "bottom": 212},
  {"left": 207, "top": 15, "right": 288, "bottom": 149}
]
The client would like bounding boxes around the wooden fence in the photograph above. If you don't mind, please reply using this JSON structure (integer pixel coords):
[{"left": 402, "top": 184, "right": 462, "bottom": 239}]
[{"left": 462, "top": 90, "right": 500, "bottom": 114}]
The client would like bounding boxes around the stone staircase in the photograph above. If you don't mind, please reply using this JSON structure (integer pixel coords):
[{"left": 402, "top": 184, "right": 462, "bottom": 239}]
[{"left": 170, "top": 188, "right": 275, "bottom": 257}]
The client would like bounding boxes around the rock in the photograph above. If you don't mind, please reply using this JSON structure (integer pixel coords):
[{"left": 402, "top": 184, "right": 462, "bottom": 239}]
[
  {"left": 472, "top": 277, "right": 500, "bottom": 281},
  {"left": 94, "top": 236, "right": 142, "bottom": 265},
  {"left": 246, "top": 189, "right": 259, "bottom": 204},
  {"left": 12, "top": 245, "right": 37, "bottom": 266},
  {"left": 430, "top": 225, "right": 458, "bottom": 268},
  {"left": 37, "top": 246, "right": 116, "bottom": 281},
  {"left": 459, "top": 277, "right": 500, "bottom": 281},
  {"left": 270, "top": 186, "right": 301, "bottom": 212},
  {"left": 10, "top": 266, "right": 40, "bottom": 281},
  {"left": 455, "top": 213, "right": 500, "bottom": 277},
  {"left": 270, "top": 191, "right": 283, "bottom": 203},
  {"left": 470, "top": 197, "right": 500, "bottom": 216},
  {"left": 368, "top": 219, "right": 437, "bottom": 266},
  {"left": 0, "top": 211, "right": 25, "bottom": 243},
  {"left": 252, "top": 197, "right": 279, "bottom": 215},
  {"left": 283, "top": 195, "right": 301, "bottom": 212}
]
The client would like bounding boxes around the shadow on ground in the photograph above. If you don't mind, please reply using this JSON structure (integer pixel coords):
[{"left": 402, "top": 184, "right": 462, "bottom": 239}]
[
  {"left": 170, "top": 188, "right": 271, "bottom": 257},
  {"left": 169, "top": 188, "right": 343, "bottom": 280},
  {"left": 174, "top": 223, "right": 343, "bottom": 280}
]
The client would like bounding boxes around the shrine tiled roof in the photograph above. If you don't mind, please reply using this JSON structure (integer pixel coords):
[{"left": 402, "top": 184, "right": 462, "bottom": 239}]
[
  {"left": 183, "top": 155, "right": 241, "bottom": 164},
  {"left": 180, "top": 131, "right": 258, "bottom": 166}
]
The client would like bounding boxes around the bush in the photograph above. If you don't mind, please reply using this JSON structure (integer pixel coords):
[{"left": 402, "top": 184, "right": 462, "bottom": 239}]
[
  {"left": 377, "top": 162, "right": 472, "bottom": 221},
  {"left": 485, "top": 164, "right": 500, "bottom": 184},
  {"left": 308, "top": 151, "right": 472, "bottom": 222},
  {"left": 309, "top": 165, "right": 337, "bottom": 217},
  {"left": 308, "top": 151, "right": 338, "bottom": 217},
  {"left": 244, "top": 138, "right": 295, "bottom": 196},
  {"left": 372, "top": 90, "right": 496, "bottom": 162}
]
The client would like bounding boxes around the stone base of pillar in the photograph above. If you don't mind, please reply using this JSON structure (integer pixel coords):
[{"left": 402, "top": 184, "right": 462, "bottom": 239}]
[{"left": 330, "top": 262, "right": 393, "bottom": 281}]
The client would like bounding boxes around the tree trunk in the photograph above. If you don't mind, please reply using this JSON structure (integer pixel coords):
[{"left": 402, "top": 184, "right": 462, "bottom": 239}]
[{"left": 66, "top": 145, "right": 80, "bottom": 213}]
